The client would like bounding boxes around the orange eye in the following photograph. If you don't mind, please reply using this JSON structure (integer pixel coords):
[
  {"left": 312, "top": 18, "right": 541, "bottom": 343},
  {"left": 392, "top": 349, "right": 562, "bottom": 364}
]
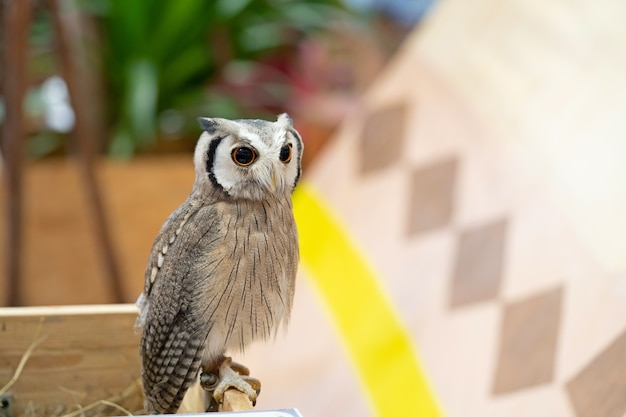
[
  {"left": 279, "top": 143, "right": 292, "bottom": 163},
  {"left": 232, "top": 147, "right": 257, "bottom": 166}
]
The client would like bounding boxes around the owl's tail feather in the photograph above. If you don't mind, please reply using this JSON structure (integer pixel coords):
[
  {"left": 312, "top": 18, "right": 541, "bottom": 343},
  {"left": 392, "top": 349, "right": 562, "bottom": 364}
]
[{"left": 141, "top": 320, "right": 204, "bottom": 414}]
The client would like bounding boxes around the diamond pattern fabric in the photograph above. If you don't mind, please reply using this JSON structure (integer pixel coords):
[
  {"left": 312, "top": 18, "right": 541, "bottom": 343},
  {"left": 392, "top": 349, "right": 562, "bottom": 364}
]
[
  {"left": 406, "top": 158, "right": 458, "bottom": 236},
  {"left": 450, "top": 219, "right": 507, "bottom": 308},
  {"left": 359, "top": 103, "right": 408, "bottom": 175},
  {"left": 492, "top": 287, "right": 563, "bottom": 394},
  {"left": 567, "top": 329, "right": 626, "bottom": 417}
]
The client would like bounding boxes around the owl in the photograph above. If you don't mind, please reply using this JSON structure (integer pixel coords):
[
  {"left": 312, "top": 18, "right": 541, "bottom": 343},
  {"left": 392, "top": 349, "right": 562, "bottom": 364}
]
[{"left": 135, "top": 114, "right": 303, "bottom": 414}]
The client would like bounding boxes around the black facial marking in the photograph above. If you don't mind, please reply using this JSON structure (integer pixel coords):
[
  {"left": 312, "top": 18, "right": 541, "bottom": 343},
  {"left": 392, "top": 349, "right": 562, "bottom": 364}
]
[
  {"left": 197, "top": 117, "right": 217, "bottom": 134},
  {"left": 289, "top": 129, "right": 303, "bottom": 190},
  {"left": 206, "top": 136, "right": 226, "bottom": 193}
]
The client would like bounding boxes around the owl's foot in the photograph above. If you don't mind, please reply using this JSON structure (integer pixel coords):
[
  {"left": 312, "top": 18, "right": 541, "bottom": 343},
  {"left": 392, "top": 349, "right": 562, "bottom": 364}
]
[{"left": 200, "top": 357, "right": 261, "bottom": 411}]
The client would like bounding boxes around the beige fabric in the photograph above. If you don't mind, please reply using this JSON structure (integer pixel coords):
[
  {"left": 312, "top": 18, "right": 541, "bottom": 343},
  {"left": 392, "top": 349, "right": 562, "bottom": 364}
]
[{"left": 245, "top": 0, "right": 626, "bottom": 415}]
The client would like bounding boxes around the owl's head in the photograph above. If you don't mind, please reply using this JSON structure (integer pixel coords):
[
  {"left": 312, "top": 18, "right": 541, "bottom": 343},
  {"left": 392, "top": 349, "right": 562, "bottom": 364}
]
[{"left": 193, "top": 114, "right": 303, "bottom": 201}]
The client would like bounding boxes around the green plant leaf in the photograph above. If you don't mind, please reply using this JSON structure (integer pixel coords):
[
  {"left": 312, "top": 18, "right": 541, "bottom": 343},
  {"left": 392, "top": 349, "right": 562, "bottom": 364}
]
[
  {"left": 150, "top": 1, "right": 211, "bottom": 62},
  {"left": 239, "top": 22, "right": 284, "bottom": 52},
  {"left": 159, "top": 45, "right": 212, "bottom": 103},
  {"left": 215, "top": 0, "right": 253, "bottom": 18},
  {"left": 94, "top": 0, "right": 357, "bottom": 156},
  {"left": 126, "top": 59, "right": 158, "bottom": 144},
  {"left": 109, "top": 126, "right": 135, "bottom": 158}
]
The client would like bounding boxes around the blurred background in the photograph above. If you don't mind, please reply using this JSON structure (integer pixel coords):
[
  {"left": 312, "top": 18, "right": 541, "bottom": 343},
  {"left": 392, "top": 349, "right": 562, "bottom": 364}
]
[
  {"left": 2, "top": 0, "right": 429, "bottom": 161},
  {"left": 2, "top": 0, "right": 626, "bottom": 416},
  {"left": 0, "top": 0, "right": 432, "bottom": 306}
]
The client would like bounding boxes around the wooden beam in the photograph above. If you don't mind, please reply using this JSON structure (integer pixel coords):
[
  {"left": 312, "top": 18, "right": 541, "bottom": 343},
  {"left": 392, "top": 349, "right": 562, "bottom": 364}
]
[
  {"left": 48, "top": 0, "right": 125, "bottom": 303},
  {"left": 1, "top": 0, "right": 33, "bottom": 306}
]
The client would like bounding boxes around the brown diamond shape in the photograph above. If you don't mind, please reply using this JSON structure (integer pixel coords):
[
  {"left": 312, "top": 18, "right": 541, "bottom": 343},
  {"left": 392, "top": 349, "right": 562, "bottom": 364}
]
[
  {"left": 449, "top": 218, "right": 506, "bottom": 308},
  {"left": 566, "top": 328, "right": 626, "bottom": 417},
  {"left": 359, "top": 103, "right": 408, "bottom": 175},
  {"left": 492, "top": 287, "right": 563, "bottom": 395},
  {"left": 406, "top": 158, "right": 458, "bottom": 236}
]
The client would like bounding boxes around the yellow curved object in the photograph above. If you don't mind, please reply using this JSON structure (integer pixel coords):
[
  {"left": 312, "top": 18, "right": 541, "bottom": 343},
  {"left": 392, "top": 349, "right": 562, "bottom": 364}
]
[{"left": 293, "top": 182, "right": 442, "bottom": 417}]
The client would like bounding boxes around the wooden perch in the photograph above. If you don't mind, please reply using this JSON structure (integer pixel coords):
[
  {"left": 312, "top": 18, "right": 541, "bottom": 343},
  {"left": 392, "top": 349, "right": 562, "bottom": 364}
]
[{"left": 220, "top": 388, "right": 254, "bottom": 412}]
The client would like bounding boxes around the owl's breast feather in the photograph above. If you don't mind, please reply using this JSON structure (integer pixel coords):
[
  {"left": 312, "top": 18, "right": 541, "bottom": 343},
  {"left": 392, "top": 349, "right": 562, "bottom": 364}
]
[{"left": 192, "top": 198, "right": 298, "bottom": 353}]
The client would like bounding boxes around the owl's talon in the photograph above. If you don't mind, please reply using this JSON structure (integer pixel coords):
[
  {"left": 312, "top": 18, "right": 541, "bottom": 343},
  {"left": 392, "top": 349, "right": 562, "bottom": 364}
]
[
  {"left": 241, "top": 375, "right": 261, "bottom": 395},
  {"left": 229, "top": 361, "right": 251, "bottom": 376},
  {"left": 209, "top": 357, "right": 260, "bottom": 406}
]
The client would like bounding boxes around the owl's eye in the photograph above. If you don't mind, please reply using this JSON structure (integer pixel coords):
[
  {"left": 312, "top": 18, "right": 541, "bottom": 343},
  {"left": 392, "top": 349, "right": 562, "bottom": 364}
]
[
  {"left": 279, "top": 143, "right": 293, "bottom": 163},
  {"left": 232, "top": 147, "right": 257, "bottom": 166}
]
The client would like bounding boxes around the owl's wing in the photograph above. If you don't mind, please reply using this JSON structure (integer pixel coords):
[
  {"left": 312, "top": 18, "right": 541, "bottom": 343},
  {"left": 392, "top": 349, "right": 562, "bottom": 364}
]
[
  {"left": 141, "top": 202, "right": 200, "bottom": 297},
  {"left": 139, "top": 203, "right": 218, "bottom": 414},
  {"left": 141, "top": 309, "right": 204, "bottom": 413}
]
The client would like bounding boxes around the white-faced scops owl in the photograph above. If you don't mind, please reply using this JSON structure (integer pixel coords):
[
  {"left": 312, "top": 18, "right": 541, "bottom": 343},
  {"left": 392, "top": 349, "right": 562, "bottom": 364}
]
[{"left": 135, "top": 114, "right": 303, "bottom": 414}]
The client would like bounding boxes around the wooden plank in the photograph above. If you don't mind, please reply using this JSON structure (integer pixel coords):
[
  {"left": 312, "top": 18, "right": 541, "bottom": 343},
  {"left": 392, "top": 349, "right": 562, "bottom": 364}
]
[{"left": 0, "top": 304, "right": 142, "bottom": 416}]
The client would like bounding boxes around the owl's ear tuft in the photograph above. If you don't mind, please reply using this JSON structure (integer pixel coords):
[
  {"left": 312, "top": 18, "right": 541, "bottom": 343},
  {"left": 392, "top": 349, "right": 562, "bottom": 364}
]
[
  {"left": 197, "top": 117, "right": 217, "bottom": 134},
  {"left": 276, "top": 113, "right": 293, "bottom": 128}
]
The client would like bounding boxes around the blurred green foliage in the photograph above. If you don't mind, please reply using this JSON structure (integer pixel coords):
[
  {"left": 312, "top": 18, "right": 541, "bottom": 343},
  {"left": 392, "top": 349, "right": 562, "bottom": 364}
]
[{"left": 88, "top": 0, "right": 352, "bottom": 157}]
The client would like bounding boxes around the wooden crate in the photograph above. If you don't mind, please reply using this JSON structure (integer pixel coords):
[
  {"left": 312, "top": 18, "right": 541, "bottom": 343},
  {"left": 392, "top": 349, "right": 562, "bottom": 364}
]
[{"left": 0, "top": 304, "right": 142, "bottom": 416}]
